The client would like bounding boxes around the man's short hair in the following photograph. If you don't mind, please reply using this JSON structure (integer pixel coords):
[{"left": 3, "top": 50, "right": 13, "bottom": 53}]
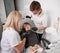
[{"left": 30, "top": 1, "right": 41, "bottom": 11}]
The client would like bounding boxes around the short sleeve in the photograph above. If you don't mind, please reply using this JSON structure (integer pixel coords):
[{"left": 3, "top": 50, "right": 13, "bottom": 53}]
[{"left": 8, "top": 31, "right": 22, "bottom": 47}]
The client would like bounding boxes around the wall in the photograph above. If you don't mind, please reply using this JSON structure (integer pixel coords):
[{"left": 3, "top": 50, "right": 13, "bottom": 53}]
[
  {"left": 4, "top": 0, "right": 15, "bottom": 16},
  {"left": 0, "top": 0, "right": 15, "bottom": 24},
  {"left": 0, "top": 0, "right": 6, "bottom": 24},
  {"left": 15, "top": 0, "right": 32, "bottom": 18},
  {"left": 45, "top": 0, "right": 60, "bottom": 26}
]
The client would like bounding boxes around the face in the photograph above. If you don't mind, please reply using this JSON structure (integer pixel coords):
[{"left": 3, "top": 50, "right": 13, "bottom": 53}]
[
  {"left": 32, "top": 9, "right": 42, "bottom": 15},
  {"left": 23, "top": 23, "right": 31, "bottom": 31}
]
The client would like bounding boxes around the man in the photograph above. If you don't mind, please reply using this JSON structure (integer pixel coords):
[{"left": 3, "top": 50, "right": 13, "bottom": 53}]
[{"left": 30, "top": 1, "right": 48, "bottom": 44}]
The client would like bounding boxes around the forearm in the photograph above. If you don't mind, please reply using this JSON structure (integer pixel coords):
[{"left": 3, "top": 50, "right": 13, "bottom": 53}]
[
  {"left": 15, "top": 38, "right": 26, "bottom": 53},
  {"left": 38, "top": 26, "right": 47, "bottom": 30},
  {"left": 31, "top": 26, "right": 47, "bottom": 31}
]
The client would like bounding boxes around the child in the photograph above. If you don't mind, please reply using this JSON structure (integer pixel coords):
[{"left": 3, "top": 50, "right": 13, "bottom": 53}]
[
  {"left": 20, "top": 22, "right": 45, "bottom": 53},
  {"left": 20, "top": 19, "right": 50, "bottom": 53},
  {"left": 20, "top": 22, "right": 40, "bottom": 48}
]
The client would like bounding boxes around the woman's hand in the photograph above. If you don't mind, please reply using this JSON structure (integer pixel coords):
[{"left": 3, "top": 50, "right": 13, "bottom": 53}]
[
  {"left": 15, "top": 38, "right": 26, "bottom": 53},
  {"left": 22, "top": 38, "right": 26, "bottom": 45}
]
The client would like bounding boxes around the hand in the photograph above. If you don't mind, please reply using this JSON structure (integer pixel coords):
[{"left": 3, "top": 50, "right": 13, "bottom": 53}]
[
  {"left": 31, "top": 27, "right": 38, "bottom": 31},
  {"left": 34, "top": 44, "right": 43, "bottom": 52},
  {"left": 38, "top": 26, "right": 46, "bottom": 30},
  {"left": 28, "top": 46, "right": 37, "bottom": 53},
  {"left": 22, "top": 38, "right": 26, "bottom": 45}
]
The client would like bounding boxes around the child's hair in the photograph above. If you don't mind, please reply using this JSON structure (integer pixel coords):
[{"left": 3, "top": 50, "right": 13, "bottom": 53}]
[
  {"left": 30, "top": 1, "right": 41, "bottom": 11},
  {"left": 23, "top": 22, "right": 30, "bottom": 26}
]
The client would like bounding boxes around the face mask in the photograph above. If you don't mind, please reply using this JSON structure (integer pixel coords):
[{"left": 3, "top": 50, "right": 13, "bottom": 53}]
[{"left": 34, "top": 13, "right": 39, "bottom": 16}]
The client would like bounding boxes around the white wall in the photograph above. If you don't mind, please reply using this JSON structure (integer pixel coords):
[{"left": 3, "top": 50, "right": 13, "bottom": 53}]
[
  {"left": 0, "top": 0, "right": 6, "bottom": 24},
  {"left": 15, "top": 0, "right": 33, "bottom": 18},
  {"left": 45, "top": 0, "right": 60, "bottom": 26},
  {"left": 15, "top": 0, "right": 60, "bottom": 26}
]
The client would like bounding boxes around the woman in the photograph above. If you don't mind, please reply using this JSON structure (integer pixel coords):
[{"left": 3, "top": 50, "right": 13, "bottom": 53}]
[{"left": 1, "top": 11, "right": 26, "bottom": 53}]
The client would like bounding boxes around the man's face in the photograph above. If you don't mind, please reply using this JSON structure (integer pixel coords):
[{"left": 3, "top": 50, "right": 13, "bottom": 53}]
[{"left": 32, "top": 9, "right": 41, "bottom": 15}]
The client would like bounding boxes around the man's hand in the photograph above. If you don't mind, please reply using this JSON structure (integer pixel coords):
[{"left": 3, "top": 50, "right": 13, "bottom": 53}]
[{"left": 38, "top": 26, "right": 46, "bottom": 30}]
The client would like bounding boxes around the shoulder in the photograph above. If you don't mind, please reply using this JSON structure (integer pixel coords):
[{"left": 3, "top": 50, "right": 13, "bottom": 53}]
[
  {"left": 40, "top": 10, "right": 48, "bottom": 20},
  {"left": 3, "top": 28, "right": 19, "bottom": 38}
]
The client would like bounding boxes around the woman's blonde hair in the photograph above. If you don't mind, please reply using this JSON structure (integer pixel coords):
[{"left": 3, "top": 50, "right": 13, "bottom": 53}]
[{"left": 4, "top": 11, "right": 22, "bottom": 32}]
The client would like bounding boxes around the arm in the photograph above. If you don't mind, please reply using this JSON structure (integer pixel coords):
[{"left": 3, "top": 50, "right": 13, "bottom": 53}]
[
  {"left": 38, "top": 26, "right": 47, "bottom": 30},
  {"left": 31, "top": 26, "right": 46, "bottom": 31},
  {"left": 14, "top": 38, "right": 26, "bottom": 53}
]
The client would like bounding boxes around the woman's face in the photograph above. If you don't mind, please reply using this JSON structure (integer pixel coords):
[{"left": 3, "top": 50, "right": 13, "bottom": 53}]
[{"left": 23, "top": 23, "right": 31, "bottom": 31}]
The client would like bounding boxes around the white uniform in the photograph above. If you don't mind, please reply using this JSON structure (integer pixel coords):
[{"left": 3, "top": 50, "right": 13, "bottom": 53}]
[
  {"left": 31, "top": 10, "right": 48, "bottom": 34},
  {"left": 1, "top": 28, "right": 22, "bottom": 53}
]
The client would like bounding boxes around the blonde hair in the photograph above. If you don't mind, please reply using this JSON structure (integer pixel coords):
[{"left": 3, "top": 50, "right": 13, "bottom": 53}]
[{"left": 4, "top": 11, "right": 22, "bottom": 32}]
